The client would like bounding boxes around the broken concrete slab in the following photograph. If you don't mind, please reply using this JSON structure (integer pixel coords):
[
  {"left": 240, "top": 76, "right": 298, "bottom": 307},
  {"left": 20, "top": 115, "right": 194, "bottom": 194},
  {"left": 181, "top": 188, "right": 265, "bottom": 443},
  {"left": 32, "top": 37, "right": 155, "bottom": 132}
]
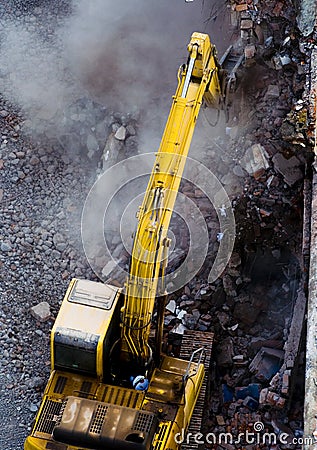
[
  {"left": 281, "top": 287, "right": 306, "bottom": 372},
  {"left": 240, "top": 18, "right": 253, "bottom": 30},
  {"left": 170, "top": 322, "right": 187, "bottom": 335},
  {"left": 30, "top": 302, "right": 51, "bottom": 322},
  {"left": 249, "top": 347, "right": 284, "bottom": 381},
  {"left": 114, "top": 125, "right": 127, "bottom": 141},
  {"left": 272, "top": 153, "right": 303, "bottom": 186},
  {"left": 232, "top": 354, "right": 245, "bottom": 363},
  {"left": 265, "top": 84, "right": 280, "bottom": 99},
  {"left": 101, "top": 260, "right": 117, "bottom": 278},
  {"left": 102, "top": 134, "right": 124, "bottom": 168},
  {"left": 166, "top": 299, "right": 176, "bottom": 313},
  {"left": 239, "top": 143, "right": 270, "bottom": 178}
]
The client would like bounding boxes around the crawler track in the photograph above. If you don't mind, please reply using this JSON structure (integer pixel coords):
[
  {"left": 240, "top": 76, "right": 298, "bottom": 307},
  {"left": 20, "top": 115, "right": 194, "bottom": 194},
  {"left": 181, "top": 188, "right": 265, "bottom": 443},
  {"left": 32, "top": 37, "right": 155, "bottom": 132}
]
[{"left": 180, "top": 330, "right": 214, "bottom": 450}]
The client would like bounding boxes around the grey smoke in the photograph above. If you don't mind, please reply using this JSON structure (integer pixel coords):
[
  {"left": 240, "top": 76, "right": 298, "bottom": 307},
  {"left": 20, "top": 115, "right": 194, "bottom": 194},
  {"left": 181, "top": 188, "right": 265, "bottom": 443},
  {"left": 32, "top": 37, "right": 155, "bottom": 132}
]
[
  {"left": 0, "top": 22, "right": 74, "bottom": 123},
  {"left": 0, "top": 0, "right": 228, "bottom": 137},
  {"left": 62, "top": 0, "right": 208, "bottom": 110}
]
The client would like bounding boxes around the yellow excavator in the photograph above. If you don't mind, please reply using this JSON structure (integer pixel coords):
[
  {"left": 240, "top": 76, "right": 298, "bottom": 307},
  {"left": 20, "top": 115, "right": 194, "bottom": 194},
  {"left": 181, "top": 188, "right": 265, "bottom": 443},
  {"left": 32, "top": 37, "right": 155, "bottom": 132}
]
[{"left": 24, "top": 32, "right": 241, "bottom": 450}]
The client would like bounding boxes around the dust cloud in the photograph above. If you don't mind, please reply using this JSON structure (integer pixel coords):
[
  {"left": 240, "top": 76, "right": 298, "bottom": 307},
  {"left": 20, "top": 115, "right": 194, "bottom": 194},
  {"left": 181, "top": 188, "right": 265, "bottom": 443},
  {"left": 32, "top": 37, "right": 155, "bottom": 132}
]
[
  {"left": 63, "top": 0, "right": 219, "bottom": 110},
  {"left": 0, "top": 0, "right": 229, "bottom": 137},
  {"left": 0, "top": 21, "right": 75, "bottom": 125}
]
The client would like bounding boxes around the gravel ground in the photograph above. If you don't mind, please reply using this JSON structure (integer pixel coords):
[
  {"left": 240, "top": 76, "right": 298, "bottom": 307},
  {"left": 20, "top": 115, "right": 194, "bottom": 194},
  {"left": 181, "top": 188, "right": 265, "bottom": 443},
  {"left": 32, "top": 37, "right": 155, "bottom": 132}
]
[
  {"left": 0, "top": 3, "right": 94, "bottom": 449},
  {"left": 0, "top": 102, "right": 97, "bottom": 449}
]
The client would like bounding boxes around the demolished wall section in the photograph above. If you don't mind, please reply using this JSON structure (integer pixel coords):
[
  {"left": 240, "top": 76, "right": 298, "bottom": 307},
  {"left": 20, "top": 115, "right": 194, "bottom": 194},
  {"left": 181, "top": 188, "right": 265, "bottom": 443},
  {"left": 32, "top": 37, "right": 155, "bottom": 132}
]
[{"left": 304, "top": 44, "right": 317, "bottom": 450}]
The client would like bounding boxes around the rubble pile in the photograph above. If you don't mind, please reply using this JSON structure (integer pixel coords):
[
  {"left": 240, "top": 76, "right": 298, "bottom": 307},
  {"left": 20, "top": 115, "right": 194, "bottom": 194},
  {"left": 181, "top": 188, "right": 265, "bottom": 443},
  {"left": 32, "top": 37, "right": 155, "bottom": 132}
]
[
  {"left": 156, "top": 1, "right": 312, "bottom": 447},
  {"left": 161, "top": 1, "right": 313, "bottom": 447}
]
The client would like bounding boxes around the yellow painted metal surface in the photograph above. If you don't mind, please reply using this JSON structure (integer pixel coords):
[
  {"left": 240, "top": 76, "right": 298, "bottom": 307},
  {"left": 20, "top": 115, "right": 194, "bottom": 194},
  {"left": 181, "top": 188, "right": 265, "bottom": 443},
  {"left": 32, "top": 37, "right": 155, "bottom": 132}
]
[
  {"left": 25, "top": 354, "right": 204, "bottom": 450},
  {"left": 121, "top": 32, "right": 223, "bottom": 366},
  {"left": 51, "top": 279, "right": 119, "bottom": 337},
  {"left": 50, "top": 278, "right": 120, "bottom": 378}
]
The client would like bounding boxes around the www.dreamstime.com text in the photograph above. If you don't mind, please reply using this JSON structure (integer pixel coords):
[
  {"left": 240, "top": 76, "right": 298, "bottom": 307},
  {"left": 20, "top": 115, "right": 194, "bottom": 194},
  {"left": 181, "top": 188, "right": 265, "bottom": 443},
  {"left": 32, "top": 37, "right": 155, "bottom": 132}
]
[{"left": 174, "top": 422, "right": 315, "bottom": 447}]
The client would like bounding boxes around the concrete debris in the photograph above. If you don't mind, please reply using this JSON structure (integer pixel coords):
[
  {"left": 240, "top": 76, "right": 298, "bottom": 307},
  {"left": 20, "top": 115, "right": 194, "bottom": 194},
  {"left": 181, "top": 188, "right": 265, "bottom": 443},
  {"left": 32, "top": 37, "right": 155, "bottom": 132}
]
[
  {"left": 265, "top": 84, "right": 280, "bottom": 99},
  {"left": 114, "top": 125, "right": 127, "bottom": 141},
  {"left": 233, "top": 301, "right": 258, "bottom": 326},
  {"left": 225, "top": 125, "right": 239, "bottom": 140},
  {"left": 170, "top": 322, "right": 187, "bottom": 335},
  {"left": 281, "top": 108, "right": 308, "bottom": 146},
  {"left": 272, "top": 153, "right": 303, "bottom": 186},
  {"left": 1, "top": 241, "right": 12, "bottom": 252},
  {"left": 183, "top": 312, "right": 199, "bottom": 329},
  {"left": 240, "top": 12, "right": 253, "bottom": 31},
  {"left": 166, "top": 299, "right": 176, "bottom": 313},
  {"left": 102, "top": 134, "right": 124, "bottom": 168},
  {"left": 249, "top": 347, "right": 284, "bottom": 381},
  {"left": 239, "top": 143, "right": 269, "bottom": 178},
  {"left": 232, "top": 164, "right": 245, "bottom": 177},
  {"left": 30, "top": 155, "right": 40, "bottom": 166},
  {"left": 244, "top": 44, "right": 256, "bottom": 59},
  {"left": 232, "top": 354, "right": 244, "bottom": 362},
  {"left": 297, "top": 0, "right": 317, "bottom": 36},
  {"left": 216, "top": 311, "right": 231, "bottom": 329},
  {"left": 30, "top": 302, "right": 51, "bottom": 323},
  {"left": 101, "top": 260, "right": 117, "bottom": 278},
  {"left": 176, "top": 309, "right": 186, "bottom": 320},
  {"left": 86, "top": 133, "right": 99, "bottom": 159}
]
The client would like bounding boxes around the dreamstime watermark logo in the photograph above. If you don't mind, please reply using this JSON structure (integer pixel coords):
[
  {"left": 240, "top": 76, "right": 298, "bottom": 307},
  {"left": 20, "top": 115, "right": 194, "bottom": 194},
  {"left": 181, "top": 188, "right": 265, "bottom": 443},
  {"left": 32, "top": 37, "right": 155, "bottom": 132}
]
[
  {"left": 81, "top": 153, "right": 235, "bottom": 294},
  {"left": 175, "top": 422, "right": 315, "bottom": 447}
]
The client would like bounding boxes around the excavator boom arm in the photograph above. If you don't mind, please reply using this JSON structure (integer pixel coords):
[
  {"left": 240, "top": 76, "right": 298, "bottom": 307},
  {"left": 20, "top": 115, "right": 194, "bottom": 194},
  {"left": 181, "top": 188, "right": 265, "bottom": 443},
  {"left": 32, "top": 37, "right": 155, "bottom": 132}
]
[{"left": 120, "top": 33, "right": 223, "bottom": 366}]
